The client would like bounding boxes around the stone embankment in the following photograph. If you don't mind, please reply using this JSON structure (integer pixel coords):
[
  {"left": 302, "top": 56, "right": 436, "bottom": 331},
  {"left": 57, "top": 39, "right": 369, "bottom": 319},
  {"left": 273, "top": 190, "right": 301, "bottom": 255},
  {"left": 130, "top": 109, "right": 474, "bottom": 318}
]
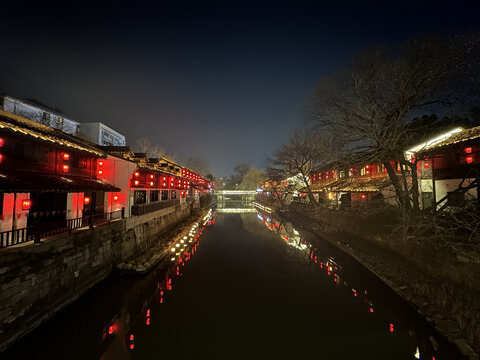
[
  {"left": 117, "top": 208, "right": 212, "bottom": 274},
  {"left": 265, "top": 203, "right": 479, "bottom": 359},
  {"left": 0, "top": 202, "right": 193, "bottom": 353}
]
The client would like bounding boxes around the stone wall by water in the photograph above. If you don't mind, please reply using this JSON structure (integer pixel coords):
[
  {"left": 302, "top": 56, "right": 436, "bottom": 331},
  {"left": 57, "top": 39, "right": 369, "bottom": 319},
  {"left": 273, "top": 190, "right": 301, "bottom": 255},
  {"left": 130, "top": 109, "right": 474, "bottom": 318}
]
[
  {"left": 0, "top": 203, "right": 191, "bottom": 352},
  {"left": 281, "top": 205, "right": 480, "bottom": 358}
]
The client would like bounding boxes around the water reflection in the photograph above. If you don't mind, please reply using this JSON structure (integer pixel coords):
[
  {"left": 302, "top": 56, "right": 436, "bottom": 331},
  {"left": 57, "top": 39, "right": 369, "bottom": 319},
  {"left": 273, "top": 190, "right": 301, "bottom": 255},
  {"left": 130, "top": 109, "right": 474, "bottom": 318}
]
[
  {"left": 2, "top": 210, "right": 464, "bottom": 360},
  {"left": 254, "top": 210, "right": 460, "bottom": 360}
]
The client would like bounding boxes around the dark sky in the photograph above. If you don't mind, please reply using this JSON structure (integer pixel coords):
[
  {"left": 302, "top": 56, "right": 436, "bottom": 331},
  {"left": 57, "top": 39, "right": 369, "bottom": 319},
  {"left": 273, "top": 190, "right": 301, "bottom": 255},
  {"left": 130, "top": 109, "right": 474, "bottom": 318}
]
[{"left": 0, "top": 1, "right": 479, "bottom": 176}]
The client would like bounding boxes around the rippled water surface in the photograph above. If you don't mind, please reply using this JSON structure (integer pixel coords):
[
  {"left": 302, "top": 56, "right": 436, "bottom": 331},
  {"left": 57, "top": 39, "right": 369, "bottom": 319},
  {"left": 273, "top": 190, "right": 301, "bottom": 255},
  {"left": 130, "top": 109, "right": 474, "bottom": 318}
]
[{"left": 2, "top": 210, "right": 463, "bottom": 360}]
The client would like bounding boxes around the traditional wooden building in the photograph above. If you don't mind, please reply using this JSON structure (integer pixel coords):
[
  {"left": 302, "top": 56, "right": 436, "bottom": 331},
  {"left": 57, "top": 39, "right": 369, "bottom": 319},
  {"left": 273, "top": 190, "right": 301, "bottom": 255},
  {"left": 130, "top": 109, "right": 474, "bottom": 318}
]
[
  {"left": 414, "top": 126, "right": 480, "bottom": 210},
  {"left": 0, "top": 110, "right": 120, "bottom": 247},
  {"left": 309, "top": 161, "right": 400, "bottom": 209}
]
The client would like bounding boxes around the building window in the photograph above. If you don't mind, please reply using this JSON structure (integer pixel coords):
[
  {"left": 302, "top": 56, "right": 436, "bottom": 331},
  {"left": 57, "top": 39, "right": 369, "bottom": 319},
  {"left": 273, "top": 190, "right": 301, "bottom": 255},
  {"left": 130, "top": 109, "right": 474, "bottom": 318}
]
[
  {"left": 339, "top": 170, "right": 345, "bottom": 178},
  {"left": 171, "top": 190, "right": 177, "bottom": 200},
  {"left": 150, "top": 190, "right": 159, "bottom": 202},
  {"left": 161, "top": 190, "right": 169, "bottom": 201},
  {"left": 41, "top": 112, "right": 51, "bottom": 125},
  {"left": 134, "top": 190, "right": 146, "bottom": 204}
]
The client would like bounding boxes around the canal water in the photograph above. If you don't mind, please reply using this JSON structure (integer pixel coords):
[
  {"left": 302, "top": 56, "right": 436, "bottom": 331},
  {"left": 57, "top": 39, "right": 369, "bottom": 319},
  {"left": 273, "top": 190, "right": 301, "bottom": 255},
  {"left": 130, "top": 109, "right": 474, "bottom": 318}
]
[{"left": 1, "top": 209, "right": 464, "bottom": 359}]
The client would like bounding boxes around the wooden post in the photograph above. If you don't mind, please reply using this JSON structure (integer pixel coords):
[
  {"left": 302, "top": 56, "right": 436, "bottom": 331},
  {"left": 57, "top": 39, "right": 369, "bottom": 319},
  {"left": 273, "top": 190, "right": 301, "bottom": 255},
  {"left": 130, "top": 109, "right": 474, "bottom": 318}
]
[
  {"left": 432, "top": 155, "right": 436, "bottom": 212},
  {"left": 11, "top": 193, "right": 17, "bottom": 244}
]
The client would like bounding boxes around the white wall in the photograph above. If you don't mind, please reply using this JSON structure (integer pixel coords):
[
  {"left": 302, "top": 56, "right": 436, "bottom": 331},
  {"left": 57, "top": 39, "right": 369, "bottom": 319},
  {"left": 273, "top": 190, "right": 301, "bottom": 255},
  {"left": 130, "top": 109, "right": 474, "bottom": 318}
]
[
  {"left": 78, "top": 122, "right": 126, "bottom": 146},
  {"left": 2, "top": 96, "right": 79, "bottom": 135},
  {"left": 66, "top": 193, "right": 84, "bottom": 220},
  {"left": 101, "top": 155, "right": 137, "bottom": 217},
  {"left": 0, "top": 193, "right": 30, "bottom": 232},
  {"left": 433, "top": 178, "right": 477, "bottom": 209}
]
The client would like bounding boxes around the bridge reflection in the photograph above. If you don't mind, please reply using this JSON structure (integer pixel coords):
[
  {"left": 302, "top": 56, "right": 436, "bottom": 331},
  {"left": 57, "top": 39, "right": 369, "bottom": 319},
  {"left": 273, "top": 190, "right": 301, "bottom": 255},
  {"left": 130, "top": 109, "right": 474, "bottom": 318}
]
[{"left": 215, "top": 190, "right": 256, "bottom": 213}]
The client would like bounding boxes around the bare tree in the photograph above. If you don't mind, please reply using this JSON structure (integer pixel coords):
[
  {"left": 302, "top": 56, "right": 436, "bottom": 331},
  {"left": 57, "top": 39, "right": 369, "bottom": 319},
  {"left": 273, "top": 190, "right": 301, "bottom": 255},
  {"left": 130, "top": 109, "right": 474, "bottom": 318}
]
[
  {"left": 262, "top": 166, "right": 295, "bottom": 209},
  {"left": 307, "top": 33, "right": 480, "bottom": 222},
  {"left": 182, "top": 156, "right": 209, "bottom": 175},
  {"left": 266, "top": 130, "right": 327, "bottom": 206},
  {"left": 133, "top": 137, "right": 177, "bottom": 161}
]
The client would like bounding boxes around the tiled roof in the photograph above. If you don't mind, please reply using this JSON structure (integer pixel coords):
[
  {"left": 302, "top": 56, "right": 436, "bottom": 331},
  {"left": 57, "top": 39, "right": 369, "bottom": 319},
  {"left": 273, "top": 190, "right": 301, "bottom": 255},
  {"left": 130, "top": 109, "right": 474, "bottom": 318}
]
[
  {"left": 419, "top": 126, "right": 480, "bottom": 153},
  {"left": 0, "top": 171, "right": 120, "bottom": 193},
  {"left": 332, "top": 176, "right": 390, "bottom": 192}
]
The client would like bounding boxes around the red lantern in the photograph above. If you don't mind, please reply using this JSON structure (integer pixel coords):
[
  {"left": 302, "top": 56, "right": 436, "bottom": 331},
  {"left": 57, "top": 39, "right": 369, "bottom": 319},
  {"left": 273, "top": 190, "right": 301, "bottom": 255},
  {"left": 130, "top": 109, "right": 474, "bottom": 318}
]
[
  {"left": 466, "top": 156, "right": 473, "bottom": 164},
  {"left": 63, "top": 153, "right": 70, "bottom": 160},
  {"left": 62, "top": 164, "right": 69, "bottom": 172},
  {"left": 98, "top": 170, "right": 103, "bottom": 176},
  {"left": 464, "top": 147, "right": 472, "bottom": 154},
  {"left": 135, "top": 172, "right": 139, "bottom": 177},
  {"left": 0, "top": 138, "right": 4, "bottom": 147},
  {"left": 22, "top": 199, "right": 32, "bottom": 210},
  {"left": 98, "top": 160, "right": 104, "bottom": 167},
  {"left": 113, "top": 195, "right": 119, "bottom": 201},
  {"left": 134, "top": 180, "right": 139, "bottom": 186},
  {"left": 84, "top": 197, "right": 91, "bottom": 205},
  {"left": 361, "top": 194, "right": 367, "bottom": 200}
]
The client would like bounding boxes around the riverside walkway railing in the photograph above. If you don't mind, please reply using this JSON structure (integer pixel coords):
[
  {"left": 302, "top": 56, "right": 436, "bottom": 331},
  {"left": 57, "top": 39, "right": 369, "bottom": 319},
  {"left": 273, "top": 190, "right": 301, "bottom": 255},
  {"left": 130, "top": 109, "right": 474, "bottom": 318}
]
[
  {"left": 0, "top": 209, "right": 124, "bottom": 249},
  {"left": 130, "top": 199, "right": 180, "bottom": 216}
]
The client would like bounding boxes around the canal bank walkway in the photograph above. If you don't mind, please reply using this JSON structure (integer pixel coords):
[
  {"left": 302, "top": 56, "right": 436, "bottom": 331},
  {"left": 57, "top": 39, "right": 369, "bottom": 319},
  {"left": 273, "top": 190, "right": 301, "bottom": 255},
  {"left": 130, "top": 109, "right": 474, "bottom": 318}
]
[
  {"left": 117, "top": 208, "right": 212, "bottom": 274},
  {"left": 275, "top": 207, "right": 480, "bottom": 360}
]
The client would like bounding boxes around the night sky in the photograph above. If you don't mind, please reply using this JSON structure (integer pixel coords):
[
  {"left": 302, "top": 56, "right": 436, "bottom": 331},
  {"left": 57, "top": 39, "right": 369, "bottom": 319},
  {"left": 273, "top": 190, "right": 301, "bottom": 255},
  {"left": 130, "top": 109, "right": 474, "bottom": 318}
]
[{"left": 0, "top": 1, "right": 478, "bottom": 176}]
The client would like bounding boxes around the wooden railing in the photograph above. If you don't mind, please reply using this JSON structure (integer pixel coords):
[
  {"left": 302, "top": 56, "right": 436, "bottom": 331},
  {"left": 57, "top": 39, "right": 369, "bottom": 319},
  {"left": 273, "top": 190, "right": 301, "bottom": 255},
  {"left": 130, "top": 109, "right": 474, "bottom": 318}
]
[{"left": 0, "top": 209, "right": 124, "bottom": 249}]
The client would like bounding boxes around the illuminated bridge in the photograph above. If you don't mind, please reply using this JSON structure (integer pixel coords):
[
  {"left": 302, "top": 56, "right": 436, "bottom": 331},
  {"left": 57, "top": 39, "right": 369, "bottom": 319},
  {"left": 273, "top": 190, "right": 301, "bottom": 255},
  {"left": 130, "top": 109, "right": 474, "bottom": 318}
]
[
  {"left": 215, "top": 190, "right": 257, "bottom": 213},
  {"left": 215, "top": 190, "right": 257, "bottom": 195}
]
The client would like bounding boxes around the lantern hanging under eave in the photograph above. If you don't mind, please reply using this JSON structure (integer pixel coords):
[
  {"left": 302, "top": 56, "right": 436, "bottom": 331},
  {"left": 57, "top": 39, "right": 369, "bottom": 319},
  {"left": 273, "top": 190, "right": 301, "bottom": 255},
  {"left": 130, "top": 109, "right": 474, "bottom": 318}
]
[
  {"left": 22, "top": 199, "right": 32, "bottom": 210},
  {"left": 84, "top": 197, "right": 91, "bottom": 205}
]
